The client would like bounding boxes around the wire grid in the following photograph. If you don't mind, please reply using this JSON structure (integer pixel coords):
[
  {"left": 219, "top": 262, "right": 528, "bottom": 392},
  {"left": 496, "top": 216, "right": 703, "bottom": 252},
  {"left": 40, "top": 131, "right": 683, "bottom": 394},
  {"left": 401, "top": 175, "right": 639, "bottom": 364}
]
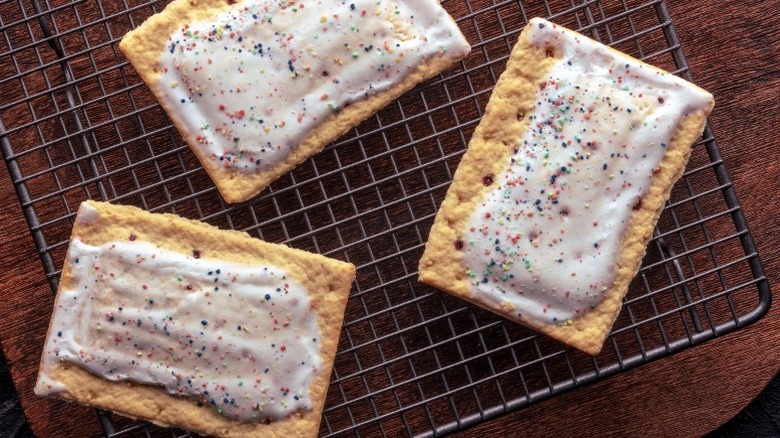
[{"left": 0, "top": 0, "right": 771, "bottom": 436}]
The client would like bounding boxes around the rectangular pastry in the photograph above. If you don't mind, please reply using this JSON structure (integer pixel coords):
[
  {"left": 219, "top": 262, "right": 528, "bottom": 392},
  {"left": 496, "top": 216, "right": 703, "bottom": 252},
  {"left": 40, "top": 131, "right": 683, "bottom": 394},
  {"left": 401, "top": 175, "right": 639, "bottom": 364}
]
[
  {"left": 119, "top": 0, "right": 470, "bottom": 203},
  {"left": 418, "top": 18, "right": 714, "bottom": 355},
  {"left": 35, "top": 200, "right": 356, "bottom": 437}
]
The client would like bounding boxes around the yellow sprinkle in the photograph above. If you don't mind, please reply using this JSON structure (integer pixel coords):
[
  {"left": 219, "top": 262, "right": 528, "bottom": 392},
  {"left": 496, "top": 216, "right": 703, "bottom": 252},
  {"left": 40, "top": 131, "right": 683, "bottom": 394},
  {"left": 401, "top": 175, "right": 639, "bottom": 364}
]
[{"left": 320, "top": 15, "right": 327, "bottom": 22}]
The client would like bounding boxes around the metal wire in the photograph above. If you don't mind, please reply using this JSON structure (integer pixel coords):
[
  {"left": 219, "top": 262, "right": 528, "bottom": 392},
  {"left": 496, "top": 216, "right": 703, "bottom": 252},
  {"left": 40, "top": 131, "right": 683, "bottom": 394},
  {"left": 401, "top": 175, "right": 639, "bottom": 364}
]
[{"left": 0, "top": 0, "right": 771, "bottom": 437}]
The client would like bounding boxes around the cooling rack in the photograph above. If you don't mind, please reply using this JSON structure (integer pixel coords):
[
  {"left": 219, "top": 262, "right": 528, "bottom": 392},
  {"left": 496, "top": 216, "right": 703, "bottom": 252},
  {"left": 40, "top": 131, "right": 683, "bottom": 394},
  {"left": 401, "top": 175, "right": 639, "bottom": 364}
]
[{"left": 0, "top": 0, "right": 771, "bottom": 436}]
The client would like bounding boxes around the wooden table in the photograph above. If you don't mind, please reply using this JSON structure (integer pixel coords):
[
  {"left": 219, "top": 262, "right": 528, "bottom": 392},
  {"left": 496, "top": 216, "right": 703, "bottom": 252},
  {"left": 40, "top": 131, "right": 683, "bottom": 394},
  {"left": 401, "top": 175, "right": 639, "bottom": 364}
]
[{"left": 1, "top": 0, "right": 778, "bottom": 436}]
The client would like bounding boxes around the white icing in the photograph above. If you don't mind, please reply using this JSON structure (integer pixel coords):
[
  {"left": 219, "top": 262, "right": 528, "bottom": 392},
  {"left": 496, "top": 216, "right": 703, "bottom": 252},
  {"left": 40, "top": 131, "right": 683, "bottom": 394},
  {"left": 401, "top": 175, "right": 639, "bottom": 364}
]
[
  {"left": 158, "top": 0, "right": 469, "bottom": 172},
  {"left": 36, "top": 238, "right": 322, "bottom": 423},
  {"left": 461, "top": 18, "right": 712, "bottom": 325},
  {"left": 75, "top": 202, "right": 100, "bottom": 225}
]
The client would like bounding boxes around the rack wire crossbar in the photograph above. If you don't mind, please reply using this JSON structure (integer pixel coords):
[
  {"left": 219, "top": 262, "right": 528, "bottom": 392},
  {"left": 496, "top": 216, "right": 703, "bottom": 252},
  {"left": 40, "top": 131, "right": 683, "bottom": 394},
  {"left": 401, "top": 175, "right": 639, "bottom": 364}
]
[{"left": 0, "top": 0, "right": 770, "bottom": 436}]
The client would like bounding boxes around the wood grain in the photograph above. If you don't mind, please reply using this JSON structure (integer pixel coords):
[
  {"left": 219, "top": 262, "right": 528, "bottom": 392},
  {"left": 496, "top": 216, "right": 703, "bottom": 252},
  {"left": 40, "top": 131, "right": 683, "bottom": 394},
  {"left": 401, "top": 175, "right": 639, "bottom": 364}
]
[{"left": 0, "top": 0, "right": 778, "bottom": 437}]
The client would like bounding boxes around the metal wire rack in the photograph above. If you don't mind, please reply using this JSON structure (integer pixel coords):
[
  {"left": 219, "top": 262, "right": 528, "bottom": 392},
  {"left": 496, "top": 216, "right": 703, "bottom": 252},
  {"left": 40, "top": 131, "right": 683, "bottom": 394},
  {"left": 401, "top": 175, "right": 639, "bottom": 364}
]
[{"left": 0, "top": 0, "right": 771, "bottom": 436}]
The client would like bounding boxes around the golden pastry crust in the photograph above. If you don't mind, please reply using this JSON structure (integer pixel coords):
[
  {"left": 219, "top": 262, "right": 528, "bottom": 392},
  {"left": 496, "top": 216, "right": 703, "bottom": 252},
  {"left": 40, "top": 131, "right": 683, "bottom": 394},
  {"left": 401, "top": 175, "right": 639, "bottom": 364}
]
[
  {"left": 119, "top": 0, "right": 470, "bottom": 203},
  {"left": 35, "top": 200, "right": 356, "bottom": 437},
  {"left": 418, "top": 21, "right": 713, "bottom": 355}
]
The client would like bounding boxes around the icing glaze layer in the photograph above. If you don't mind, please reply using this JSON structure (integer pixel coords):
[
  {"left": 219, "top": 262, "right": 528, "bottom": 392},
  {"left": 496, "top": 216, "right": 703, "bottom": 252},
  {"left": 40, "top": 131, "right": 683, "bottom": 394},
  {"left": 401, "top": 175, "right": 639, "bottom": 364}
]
[
  {"left": 159, "top": 0, "right": 469, "bottom": 172},
  {"left": 75, "top": 202, "right": 100, "bottom": 225},
  {"left": 461, "top": 18, "right": 712, "bottom": 325},
  {"left": 37, "top": 239, "right": 321, "bottom": 422}
]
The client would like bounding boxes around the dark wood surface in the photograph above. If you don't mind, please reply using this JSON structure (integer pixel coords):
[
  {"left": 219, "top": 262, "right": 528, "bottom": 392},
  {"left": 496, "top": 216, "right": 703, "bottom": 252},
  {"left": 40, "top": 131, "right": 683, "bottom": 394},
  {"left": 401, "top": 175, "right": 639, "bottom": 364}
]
[{"left": 1, "top": 0, "right": 778, "bottom": 436}]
